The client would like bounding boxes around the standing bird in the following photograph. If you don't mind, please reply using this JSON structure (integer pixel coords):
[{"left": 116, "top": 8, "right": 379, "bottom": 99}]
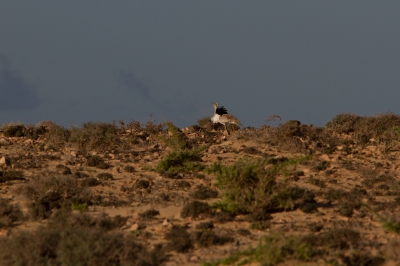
[{"left": 211, "top": 102, "right": 243, "bottom": 131}]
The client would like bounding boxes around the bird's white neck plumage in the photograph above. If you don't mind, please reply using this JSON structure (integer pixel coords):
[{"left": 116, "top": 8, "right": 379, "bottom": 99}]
[{"left": 211, "top": 113, "right": 220, "bottom": 123}]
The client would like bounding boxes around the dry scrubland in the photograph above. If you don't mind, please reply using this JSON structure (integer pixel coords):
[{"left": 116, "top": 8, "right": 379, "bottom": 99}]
[{"left": 1, "top": 114, "right": 400, "bottom": 265}]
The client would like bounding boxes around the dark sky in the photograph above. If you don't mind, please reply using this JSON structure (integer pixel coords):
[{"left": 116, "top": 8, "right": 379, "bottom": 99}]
[{"left": 1, "top": 1, "right": 400, "bottom": 128}]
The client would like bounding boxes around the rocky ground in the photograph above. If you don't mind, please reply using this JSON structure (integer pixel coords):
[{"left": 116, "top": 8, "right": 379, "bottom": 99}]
[{"left": 1, "top": 114, "right": 400, "bottom": 265}]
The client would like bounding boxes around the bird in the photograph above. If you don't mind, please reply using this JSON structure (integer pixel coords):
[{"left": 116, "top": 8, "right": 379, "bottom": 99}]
[{"left": 211, "top": 102, "right": 243, "bottom": 131}]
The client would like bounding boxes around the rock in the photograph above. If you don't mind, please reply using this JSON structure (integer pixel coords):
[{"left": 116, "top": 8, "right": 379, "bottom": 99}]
[
  {"left": 161, "top": 219, "right": 173, "bottom": 230},
  {"left": 366, "top": 146, "right": 377, "bottom": 152},
  {"left": 0, "top": 156, "right": 10, "bottom": 170},
  {"left": 0, "top": 138, "right": 10, "bottom": 146},
  {"left": 24, "top": 139, "right": 34, "bottom": 146},
  {"left": 264, "top": 164, "right": 274, "bottom": 171},
  {"left": 186, "top": 133, "right": 197, "bottom": 139},
  {"left": 151, "top": 144, "right": 159, "bottom": 149},
  {"left": 112, "top": 167, "right": 121, "bottom": 174},
  {"left": 129, "top": 223, "right": 139, "bottom": 231},
  {"left": 319, "top": 154, "right": 331, "bottom": 161},
  {"left": 70, "top": 151, "right": 77, "bottom": 157},
  {"left": 190, "top": 256, "right": 200, "bottom": 262},
  {"left": 0, "top": 229, "right": 10, "bottom": 237},
  {"left": 62, "top": 154, "right": 75, "bottom": 164}
]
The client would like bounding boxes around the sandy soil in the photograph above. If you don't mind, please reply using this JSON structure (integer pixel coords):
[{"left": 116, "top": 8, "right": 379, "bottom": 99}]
[{"left": 1, "top": 124, "right": 400, "bottom": 265}]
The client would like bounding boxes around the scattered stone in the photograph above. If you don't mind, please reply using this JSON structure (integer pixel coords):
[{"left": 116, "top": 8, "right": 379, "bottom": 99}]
[
  {"left": 112, "top": 167, "right": 121, "bottom": 174},
  {"left": 366, "top": 146, "right": 377, "bottom": 152},
  {"left": 129, "top": 223, "right": 139, "bottom": 231},
  {"left": 0, "top": 229, "right": 10, "bottom": 237},
  {"left": 143, "top": 155, "right": 152, "bottom": 161},
  {"left": 0, "top": 138, "right": 11, "bottom": 146},
  {"left": 24, "top": 139, "right": 34, "bottom": 146},
  {"left": 0, "top": 156, "right": 10, "bottom": 170},
  {"left": 319, "top": 154, "right": 331, "bottom": 161},
  {"left": 190, "top": 256, "right": 200, "bottom": 262}
]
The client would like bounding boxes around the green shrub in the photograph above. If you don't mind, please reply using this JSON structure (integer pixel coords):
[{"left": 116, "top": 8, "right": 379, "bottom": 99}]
[
  {"left": 191, "top": 184, "right": 218, "bottom": 200},
  {"left": 203, "top": 233, "right": 313, "bottom": 266},
  {"left": 165, "top": 226, "right": 193, "bottom": 253},
  {"left": 44, "top": 125, "right": 71, "bottom": 149},
  {"left": 197, "top": 116, "right": 213, "bottom": 130},
  {"left": 0, "top": 198, "right": 24, "bottom": 228},
  {"left": 180, "top": 201, "right": 212, "bottom": 219},
  {"left": 71, "top": 203, "right": 88, "bottom": 212},
  {"left": 2, "top": 122, "right": 60, "bottom": 140},
  {"left": 81, "top": 177, "right": 100, "bottom": 187},
  {"left": 194, "top": 230, "right": 234, "bottom": 247},
  {"left": 74, "top": 171, "right": 89, "bottom": 178},
  {"left": 19, "top": 175, "right": 94, "bottom": 220},
  {"left": 86, "top": 155, "right": 110, "bottom": 169},
  {"left": 124, "top": 165, "right": 135, "bottom": 173},
  {"left": 143, "top": 114, "right": 165, "bottom": 135},
  {"left": 207, "top": 156, "right": 312, "bottom": 214},
  {"left": 326, "top": 113, "right": 400, "bottom": 146},
  {"left": 0, "top": 211, "right": 164, "bottom": 265},
  {"left": 97, "top": 173, "right": 113, "bottom": 180},
  {"left": 69, "top": 122, "right": 120, "bottom": 153},
  {"left": 139, "top": 209, "right": 160, "bottom": 220},
  {"left": 156, "top": 122, "right": 207, "bottom": 174},
  {"left": 2, "top": 123, "right": 27, "bottom": 137},
  {"left": 0, "top": 170, "right": 24, "bottom": 183}
]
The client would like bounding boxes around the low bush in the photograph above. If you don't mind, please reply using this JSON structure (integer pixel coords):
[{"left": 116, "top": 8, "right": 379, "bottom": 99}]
[
  {"left": 43, "top": 124, "right": 71, "bottom": 149},
  {"left": 190, "top": 184, "right": 219, "bottom": 200},
  {"left": 326, "top": 113, "right": 400, "bottom": 146},
  {"left": 69, "top": 122, "right": 120, "bottom": 154},
  {"left": 18, "top": 175, "right": 94, "bottom": 220},
  {"left": 180, "top": 201, "right": 213, "bottom": 219},
  {"left": 0, "top": 170, "right": 24, "bottom": 183},
  {"left": 194, "top": 230, "right": 234, "bottom": 247},
  {"left": 0, "top": 210, "right": 164, "bottom": 265},
  {"left": 124, "top": 165, "right": 135, "bottom": 173},
  {"left": 207, "top": 156, "right": 313, "bottom": 214},
  {"left": 2, "top": 123, "right": 27, "bottom": 137},
  {"left": 86, "top": 155, "right": 110, "bottom": 169},
  {"left": 0, "top": 198, "right": 24, "bottom": 228},
  {"left": 139, "top": 209, "right": 160, "bottom": 220},
  {"left": 156, "top": 122, "right": 207, "bottom": 174},
  {"left": 97, "top": 173, "right": 113, "bottom": 180},
  {"left": 165, "top": 225, "right": 193, "bottom": 253}
]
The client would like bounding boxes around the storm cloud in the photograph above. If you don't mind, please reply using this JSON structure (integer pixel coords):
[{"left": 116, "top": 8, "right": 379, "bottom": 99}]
[
  {"left": 118, "top": 70, "right": 151, "bottom": 100},
  {"left": 1, "top": 2, "right": 400, "bottom": 127},
  {"left": 0, "top": 55, "right": 40, "bottom": 111}
]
